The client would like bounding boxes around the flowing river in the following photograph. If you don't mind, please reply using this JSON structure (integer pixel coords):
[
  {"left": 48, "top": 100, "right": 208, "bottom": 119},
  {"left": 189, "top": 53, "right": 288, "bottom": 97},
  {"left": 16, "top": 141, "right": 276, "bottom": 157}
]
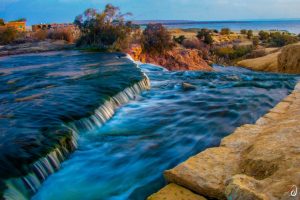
[{"left": 0, "top": 51, "right": 299, "bottom": 200}]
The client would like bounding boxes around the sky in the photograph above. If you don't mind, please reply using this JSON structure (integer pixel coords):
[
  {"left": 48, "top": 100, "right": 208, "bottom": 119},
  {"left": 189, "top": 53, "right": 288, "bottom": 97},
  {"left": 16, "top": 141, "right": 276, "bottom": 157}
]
[{"left": 0, "top": 0, "right": 300, "bottom": 25}]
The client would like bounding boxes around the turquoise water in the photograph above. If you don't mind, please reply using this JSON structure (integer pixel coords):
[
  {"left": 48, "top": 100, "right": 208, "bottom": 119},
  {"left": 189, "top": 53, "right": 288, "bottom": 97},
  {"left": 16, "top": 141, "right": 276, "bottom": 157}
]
[{"left": 32, "top": 63, "right": 299, "bottom": 200}]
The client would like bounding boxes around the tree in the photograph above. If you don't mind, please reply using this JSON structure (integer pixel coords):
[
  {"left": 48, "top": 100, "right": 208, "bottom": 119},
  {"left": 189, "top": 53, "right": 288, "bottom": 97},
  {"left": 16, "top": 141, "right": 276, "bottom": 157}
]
[
  {"left": 247, "top": 30, "right": 253, "bottom": 39},
  {"left": 196, "top": 29, "right": 213, "bottom": 45},
  {"left": 11, "top": 18, "right": 26, "bottom": 22},
  {"left": 142, "top": 23, "right": 174, "bottom": 55},
  {"left": 75, "top": 4, "right": 134, "bottom": 51}
]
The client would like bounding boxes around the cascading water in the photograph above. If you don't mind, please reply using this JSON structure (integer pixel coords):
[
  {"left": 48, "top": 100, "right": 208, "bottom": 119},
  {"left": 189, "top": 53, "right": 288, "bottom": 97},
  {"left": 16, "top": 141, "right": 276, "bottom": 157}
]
[
  {"left": 33, "top": 63, "right": 299, "bottom": 200},
  {"left": 1, "top": 51, "right": 299, "bottom": 200},
  {"left": 0, "top": 51, "right": 150, "bottom": 199}
]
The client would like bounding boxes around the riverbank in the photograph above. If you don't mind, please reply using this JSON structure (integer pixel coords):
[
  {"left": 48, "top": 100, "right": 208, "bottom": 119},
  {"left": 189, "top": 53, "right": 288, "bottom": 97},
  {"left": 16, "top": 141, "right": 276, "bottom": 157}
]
[
  {"left": 237, "top": 43, "right": 300, "bottom": 74},
  {"left": 149, "top": 81, "right": 300, "bottom": 199},
  {"left": 0, "top": 40, "right": 74, "bottom": 57}
]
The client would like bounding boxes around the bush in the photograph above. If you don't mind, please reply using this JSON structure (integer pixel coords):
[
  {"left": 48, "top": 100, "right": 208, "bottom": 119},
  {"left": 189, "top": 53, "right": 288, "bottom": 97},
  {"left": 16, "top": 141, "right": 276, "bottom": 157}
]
[
  {"left": 0, "top": 27, "right": 18, "bottom": 44},
  {"left": 247, "top": 30, "right": 253, "bottom": 39},
  {"left": 34, "top": 30, "right": 48, "bottom": 41},
  {"left": 214, "top": 45, "right": 253, "bottom": 60},
  {"left": 48, "top": 28, "right": 74, "bottom": 43},
  {"left": 173, "top": 35, "right": 186, "bottom": 44},
  {"left": 182, "top": 38, "right": 202, "bottom": 49},
  {"left": 142, "top": 23, "right": 174, "bottom": 55},
  {"left": 196, "top": 29, "right": 213, "bottom": 45},
  {"left": 269, "top": 32, "right": 299, "bottom": 47},
  {"left": 0, "top": 19, "right": 4, "bottom": 26},
  {"left": 220, "top": 28, "right": 230, "bottom": 35},
  {"left": 240, "top": 29, "right": 247, "bottom": 34},
  {"left": 258, "top": 31, "right": 270, "bottom": 41},
  {"left": 252, "top": 36, "right": 260, "bottom": 47}
]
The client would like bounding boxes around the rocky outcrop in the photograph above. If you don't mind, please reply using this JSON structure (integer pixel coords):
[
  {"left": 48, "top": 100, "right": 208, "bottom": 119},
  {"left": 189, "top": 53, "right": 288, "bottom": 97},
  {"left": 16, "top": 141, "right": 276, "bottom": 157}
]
[
  {"left": 129, "top": 46, "right": 213, "bottom": 71},
  {"left": 278, "top": 43, "right": 300, "bottom": 73},
  {"left": 151, "top": 82, "right": 300, "bottom": 200},
  {"left": 237, "top": 43, "right": 300, "bottom": 74}
]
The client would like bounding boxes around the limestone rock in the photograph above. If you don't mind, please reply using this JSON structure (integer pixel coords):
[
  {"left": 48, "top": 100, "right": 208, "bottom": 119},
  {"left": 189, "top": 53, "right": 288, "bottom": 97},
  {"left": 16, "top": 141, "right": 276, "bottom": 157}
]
[
  {"left": 147, "top": 183, "right": 207, "bottom": 200},
  {"left": 278, "top": 43, "right": 300, "bottom": 74},
  {"left": 162, "top": 82, "right": 300, "bottom": 200}
]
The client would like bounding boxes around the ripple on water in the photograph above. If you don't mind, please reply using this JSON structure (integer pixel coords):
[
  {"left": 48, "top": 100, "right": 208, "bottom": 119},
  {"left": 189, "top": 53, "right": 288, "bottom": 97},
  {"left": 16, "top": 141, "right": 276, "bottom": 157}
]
[{"left": 32, "top": 63, "right": 299, "bottom": 200}]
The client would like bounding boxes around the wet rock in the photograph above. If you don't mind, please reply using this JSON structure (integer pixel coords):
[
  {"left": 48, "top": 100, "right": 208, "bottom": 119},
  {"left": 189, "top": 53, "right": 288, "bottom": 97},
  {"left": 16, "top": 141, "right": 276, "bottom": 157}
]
[
  {"left": 182, "top": 82, "right": 197, "bottom": 91},
  {"left": 163, "top": 82, "right": 300, "bottom": 200},
  {"left": 147, "top": 183, "right": 207, "bottom": 200}
]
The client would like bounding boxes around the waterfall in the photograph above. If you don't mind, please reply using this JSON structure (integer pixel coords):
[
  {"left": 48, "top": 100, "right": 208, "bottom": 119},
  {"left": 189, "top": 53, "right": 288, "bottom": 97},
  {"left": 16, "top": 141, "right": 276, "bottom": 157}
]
[{"left": 2, "top": 74, "right": 151, "bottom": 200}]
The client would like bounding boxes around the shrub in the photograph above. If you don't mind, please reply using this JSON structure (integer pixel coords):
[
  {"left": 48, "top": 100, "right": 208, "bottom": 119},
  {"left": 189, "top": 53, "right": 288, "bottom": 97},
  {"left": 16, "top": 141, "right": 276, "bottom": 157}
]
[
  {"left": 269, "top": 32, "right": 299, "bottom": 47},
  {"left": 196, "top": 29, "right": 213, "bottom": 45},
  {"left": 252, "top": 36, "right": 260, "bottom": 47},
  {"left": 213, "top": 29, "right": 219, "bottom": 33},
  {"left": 258, "top": 31, "right": 270, "bottom": 41},
  {"left": 220, "top": 28, "right": 230, "bottom": 35},
  {"left": 142, "top": 23, "right": 174, "bottom": 55},
  {"left": 173, "top": 35, "right": 186, "bottom": 44},
  {"left": 48, "top": 28, "right": 74, "bottom": 43},
  {"left": 0, "top": 19, "right": 4, "bottom": 26},
  {"left": 182, "top": 38, "right": 202, "bottom": 49},
  {"left": 34, "top": 30, "right": 48, "bottom": 41},
  {"left": 0, "top": 27, "right": 18, "bottom": 44},
  {"left": 240, "top": 29, "right": 247, "bottom": 34},
  {"left": 214, "top": 45, "right": 253, "bottom": 60},
  {"left": 247, "top": 30, "right": 253, "bottom": 39}
]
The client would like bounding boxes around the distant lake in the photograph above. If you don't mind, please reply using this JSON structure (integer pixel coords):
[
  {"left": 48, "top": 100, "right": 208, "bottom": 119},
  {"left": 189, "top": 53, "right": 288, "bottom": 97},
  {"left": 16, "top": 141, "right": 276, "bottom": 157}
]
[{"left": 138, "top": 20, "right": 300, "bottom": 34}]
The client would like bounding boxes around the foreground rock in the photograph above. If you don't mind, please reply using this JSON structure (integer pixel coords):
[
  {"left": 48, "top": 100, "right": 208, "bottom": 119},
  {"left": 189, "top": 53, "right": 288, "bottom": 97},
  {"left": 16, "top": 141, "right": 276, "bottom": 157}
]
[
  {"left": 129, "top": 46, "right": 213, "bottom": 71},
  {"left": 157, "top": 82, "right": 300, "bottom": 199},
  {"left": 0, "top": 40, "right": 74, "bottom": 57},
  {"left": 148, "top": 183, "right": 207, "bottom": 200},
  {"left": 237, "top": 43, "right": 300, "bottom": 74}
]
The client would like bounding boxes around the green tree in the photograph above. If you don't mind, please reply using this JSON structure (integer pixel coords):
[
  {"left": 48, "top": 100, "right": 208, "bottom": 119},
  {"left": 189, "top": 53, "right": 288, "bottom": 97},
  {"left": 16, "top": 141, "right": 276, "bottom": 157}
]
[
  {"left": 142, "top": 23, "right": 174, "bottom": 55},
  {"left": 11, "top": 18, "right": 26, "bottom": 22},
  {"left": 75, "top": 4, "right": 134, "bottom": 51}
]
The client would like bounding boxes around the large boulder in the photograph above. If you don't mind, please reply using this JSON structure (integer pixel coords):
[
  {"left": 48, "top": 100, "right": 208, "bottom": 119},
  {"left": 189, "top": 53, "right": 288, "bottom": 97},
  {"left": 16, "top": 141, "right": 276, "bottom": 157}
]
[{"left": 278, "top": 43, "right": 300, "bottom": 73}]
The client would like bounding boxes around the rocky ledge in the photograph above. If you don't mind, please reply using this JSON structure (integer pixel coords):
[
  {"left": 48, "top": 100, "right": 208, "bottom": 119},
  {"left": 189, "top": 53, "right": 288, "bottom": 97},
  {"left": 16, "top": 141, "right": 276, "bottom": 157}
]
[
  {"left": 149, "top": 82, "right": 300, "bottom": 200},
  {"left": 129, "top": 46, "right": 213, "bottom": 71},
  {"left": 0, "top": 40, "right": 74, "bottom": 57},
  {"left": 237, "top": 43, "right": 300, "bottom": 74}
]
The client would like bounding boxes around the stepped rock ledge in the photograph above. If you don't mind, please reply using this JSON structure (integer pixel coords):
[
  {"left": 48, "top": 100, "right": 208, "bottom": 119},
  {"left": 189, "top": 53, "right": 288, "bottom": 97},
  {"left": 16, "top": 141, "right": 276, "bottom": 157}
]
[{"left": 148, "top": 81, "right": 300, "bottom": 200}]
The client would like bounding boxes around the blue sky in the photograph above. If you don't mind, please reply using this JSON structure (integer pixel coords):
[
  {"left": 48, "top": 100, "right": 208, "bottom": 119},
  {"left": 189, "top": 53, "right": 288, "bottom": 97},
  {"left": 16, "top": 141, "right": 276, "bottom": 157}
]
[{"left": 1, "top": 0, "right": 300, "bottom": 25}]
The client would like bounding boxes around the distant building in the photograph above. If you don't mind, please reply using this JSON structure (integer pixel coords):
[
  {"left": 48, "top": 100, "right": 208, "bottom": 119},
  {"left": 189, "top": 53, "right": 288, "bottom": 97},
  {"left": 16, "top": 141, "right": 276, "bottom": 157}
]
[
  {"left": 32, "top": 23, "right": 77, "bottom": 32},
  {"left": 6, "top": 21, "right": 26, "bottom": 32}
]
